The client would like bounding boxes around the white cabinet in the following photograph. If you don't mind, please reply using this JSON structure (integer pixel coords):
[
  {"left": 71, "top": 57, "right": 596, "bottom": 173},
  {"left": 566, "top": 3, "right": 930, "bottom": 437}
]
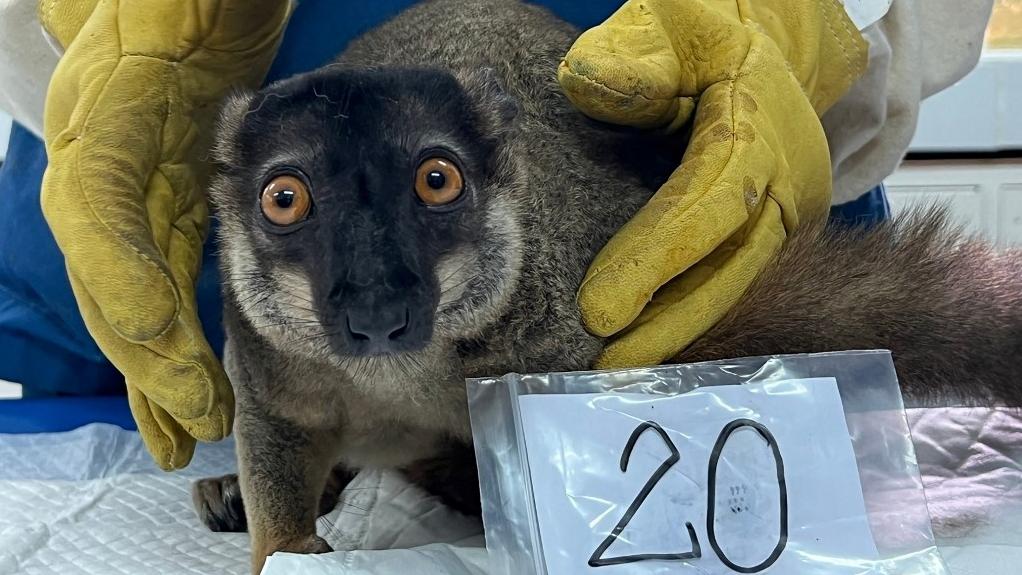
[
  {"left": 886, "top": 161, "right": 1022, "bottom": 245},
  {"left": 889, "top": 5, "right": 1022, "bottom": 244}
]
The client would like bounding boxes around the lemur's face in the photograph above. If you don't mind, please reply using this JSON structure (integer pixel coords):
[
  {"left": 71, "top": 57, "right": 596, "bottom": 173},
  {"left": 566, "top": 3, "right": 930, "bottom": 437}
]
[{"left": 211, "top": 67, "right": 523, "bottom": 362}]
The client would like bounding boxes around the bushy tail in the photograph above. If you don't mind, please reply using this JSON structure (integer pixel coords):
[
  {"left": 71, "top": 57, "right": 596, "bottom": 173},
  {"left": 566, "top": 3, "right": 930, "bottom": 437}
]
[{"left": 678, "top": 206, "right": 1022, "bottom": 407}]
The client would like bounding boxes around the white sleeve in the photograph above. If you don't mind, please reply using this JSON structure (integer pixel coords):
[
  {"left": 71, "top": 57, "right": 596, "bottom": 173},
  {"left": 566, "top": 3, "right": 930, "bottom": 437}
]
[
  {"left": 0, "top": 0, "right": 59, "bottom": 139},
  {"left": 822, "top": 0, "right": 994, "bottom": 205}
]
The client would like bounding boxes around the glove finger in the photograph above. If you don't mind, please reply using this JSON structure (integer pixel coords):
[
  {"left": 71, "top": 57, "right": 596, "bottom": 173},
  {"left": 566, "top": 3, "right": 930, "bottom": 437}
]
[
  {"left": 120, "top": 0, "right": 291, "bottom": 55},
  {"left": 557, "top": 0, "right": 723, "bottom": 130},
  {"left": 163, "top": 183, "right": 209, "bottom": 289},
  {"left": 69, "top": 270, "right": 233, "bottom": 442},
  {"left": 189, "top": 0, "right": 292, "bottom": 52},
  {"left": 578, "top": 80, "right": 768, "bottom": 337},
  {"left": 42, "top": 55, "right": 181, "bottom": 343},
  {"left": 116, "top": 0, "right": 291, "bottom": 105},
  {"left": 595, "top": 198, "right": 787, "bottom": 369},
  {"left": 144, "top": 321, "right": 234, "bottom": 445},
  {"left": 126, "top": 386, "right": 196, "bottom": 471},
  {"left": 156, "top": 209, "right": 235, "bottom": 442}
]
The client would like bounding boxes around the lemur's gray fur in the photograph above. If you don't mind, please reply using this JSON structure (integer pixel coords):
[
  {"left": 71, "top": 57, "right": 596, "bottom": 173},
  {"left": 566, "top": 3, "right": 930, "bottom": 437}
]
[{"left": 195, "top": 0, "right": 1022, "bottom": 570}]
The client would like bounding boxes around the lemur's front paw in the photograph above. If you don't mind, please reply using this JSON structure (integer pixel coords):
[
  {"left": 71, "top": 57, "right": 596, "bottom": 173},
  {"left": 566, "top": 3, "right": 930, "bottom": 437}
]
[
  {"left": 279, "top": 534, "right": 333, "bottom": 555},
  {"left": 192, "top": 474, "right": 247, "bottom": 533}
]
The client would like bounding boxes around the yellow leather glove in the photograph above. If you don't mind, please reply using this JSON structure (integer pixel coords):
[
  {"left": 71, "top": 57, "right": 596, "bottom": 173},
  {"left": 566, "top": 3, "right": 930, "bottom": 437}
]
[
  {"left": 39, "top": 0, "right": 291, "bottom": 470},
  {"left": 559, "top": 0, "right": 867, "bottom": 368}
]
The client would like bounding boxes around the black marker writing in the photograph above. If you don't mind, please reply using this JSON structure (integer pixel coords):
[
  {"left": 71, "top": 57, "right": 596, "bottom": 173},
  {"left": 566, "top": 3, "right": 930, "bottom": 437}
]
[
  {"left": 585, "top": 418, "right": 789, "bottom": 572},
  {"left": 706, "top": 419, "right": 788, "bottom": 574},
  {"left": 588, "top": 421, "right": 701, "bottom": 567}
]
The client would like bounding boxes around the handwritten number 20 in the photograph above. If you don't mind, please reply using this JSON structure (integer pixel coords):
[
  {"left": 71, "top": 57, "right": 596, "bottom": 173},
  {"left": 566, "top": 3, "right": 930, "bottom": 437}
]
[{"left": 587, "top": 419, "right": 788, "bottom": 573}]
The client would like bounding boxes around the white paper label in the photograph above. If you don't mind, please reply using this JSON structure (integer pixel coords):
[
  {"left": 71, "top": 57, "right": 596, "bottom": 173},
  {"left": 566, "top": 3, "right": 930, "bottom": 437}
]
[
  {"left": 518, "top": 378, "right": 878, "bottom": 574},
  {"left": 841, "top": 0, "right": 893, "bottom": 30}
]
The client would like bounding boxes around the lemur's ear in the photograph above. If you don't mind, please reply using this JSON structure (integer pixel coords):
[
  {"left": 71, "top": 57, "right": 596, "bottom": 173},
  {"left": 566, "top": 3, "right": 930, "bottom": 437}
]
[
  {"left": 460, "top": 67, "right": 520, "bottom": 136},
  {"left": 212, "top": 88, "right": 257, "bottom": 166}
]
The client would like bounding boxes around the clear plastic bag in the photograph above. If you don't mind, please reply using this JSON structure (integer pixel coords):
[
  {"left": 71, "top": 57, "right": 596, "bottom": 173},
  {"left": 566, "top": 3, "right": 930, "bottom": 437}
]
[{"left": 467, "top": 351, "right": 947, "bottom": 575}]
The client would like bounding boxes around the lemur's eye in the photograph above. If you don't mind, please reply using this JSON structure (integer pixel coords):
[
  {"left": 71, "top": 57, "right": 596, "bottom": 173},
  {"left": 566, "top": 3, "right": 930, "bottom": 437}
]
[
  {"left": 261, "top": 175, "right": 312, "bottom": 226},
  {"left": 415, "top": 157, "right": 464, "bottom": 206}
]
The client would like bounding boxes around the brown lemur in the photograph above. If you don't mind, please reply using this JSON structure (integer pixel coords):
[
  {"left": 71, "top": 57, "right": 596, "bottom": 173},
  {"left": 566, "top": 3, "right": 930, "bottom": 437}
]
[{"left": 194, "top": 0, "right": 1022, "bottom": 571}]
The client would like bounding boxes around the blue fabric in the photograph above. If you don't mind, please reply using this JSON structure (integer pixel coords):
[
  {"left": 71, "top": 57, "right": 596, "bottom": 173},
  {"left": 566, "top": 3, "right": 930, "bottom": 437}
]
[
  {"left": 0, "top": 396, "right": 134, "bottom": 433},
  {"left": 829, "top": 184, "right": 891, "bottom": 228},
  {"left": 0, "top": 0, "right": 890, "bottom": 432}
]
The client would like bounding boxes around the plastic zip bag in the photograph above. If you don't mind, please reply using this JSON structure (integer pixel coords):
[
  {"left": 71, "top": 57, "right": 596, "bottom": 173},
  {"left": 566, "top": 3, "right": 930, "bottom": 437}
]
[{"left": 467, "top": 351, "right": 947, "bottom": 575}]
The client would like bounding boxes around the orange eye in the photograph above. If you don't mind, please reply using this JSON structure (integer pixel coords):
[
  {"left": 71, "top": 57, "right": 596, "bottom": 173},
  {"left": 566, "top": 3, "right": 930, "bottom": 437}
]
[
  {"left": 415, "top": 157, "right": 464, "bottom": 206},
  {"left": 261, "top": 174, "right": 312, "bottom": 226}
]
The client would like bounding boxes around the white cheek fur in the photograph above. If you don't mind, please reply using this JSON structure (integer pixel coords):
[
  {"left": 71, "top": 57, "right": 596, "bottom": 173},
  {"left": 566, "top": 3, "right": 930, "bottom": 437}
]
[
  {"left": 436, "top": 246, "right": 480, "bottom": 308},
  {"left": 433, "top": 193, "right": 523, "bottom": 339},
  {"left": 227, "top": 241, "right": 334, "bottom": 358}
]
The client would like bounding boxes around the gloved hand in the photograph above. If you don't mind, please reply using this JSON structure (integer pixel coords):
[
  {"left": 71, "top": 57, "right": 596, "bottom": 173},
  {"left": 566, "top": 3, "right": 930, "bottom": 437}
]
[
  {"left": 559, "top": 0, "right": 867, "bottom": 368},
  {"left": 39, "top": 0, "right": 291, "bottom": 470}
]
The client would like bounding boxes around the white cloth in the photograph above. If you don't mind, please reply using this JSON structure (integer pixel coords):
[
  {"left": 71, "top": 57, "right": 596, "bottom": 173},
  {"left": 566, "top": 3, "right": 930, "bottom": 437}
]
[
  {"left": 823, "top": 0, "right": 996, "bottom": 203},
  {"left": 1, "top": 407, "right": 1020, "bottom": 575},
  {"left": 0, "top": 0, "right": 997, "bottom": 203},
  {"left": 0, "top": 424, "right": 485, "bottom": 575},
  {"left": 0, "top": 0, "right": 57, "bottom": 139},
  {"left": 263, "top": 545, "right": 489, "bottom": 575}
]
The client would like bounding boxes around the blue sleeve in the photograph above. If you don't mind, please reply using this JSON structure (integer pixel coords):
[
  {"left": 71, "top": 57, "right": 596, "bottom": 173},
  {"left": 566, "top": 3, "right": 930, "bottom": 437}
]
[{"left": 829, "top": 185, "right": 891, "bottom": 228}]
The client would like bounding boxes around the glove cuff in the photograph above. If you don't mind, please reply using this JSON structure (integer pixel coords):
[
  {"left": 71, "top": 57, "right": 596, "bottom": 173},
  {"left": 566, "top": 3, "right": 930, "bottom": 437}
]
[{"left": 737, "top": 0, "right": 868, "bottom": 115}]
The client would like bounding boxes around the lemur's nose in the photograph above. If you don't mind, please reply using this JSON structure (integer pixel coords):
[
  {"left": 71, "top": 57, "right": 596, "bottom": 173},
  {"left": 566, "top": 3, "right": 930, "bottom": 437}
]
[{"left": 345, "top": 306, "right": 410, "bottom": 344}]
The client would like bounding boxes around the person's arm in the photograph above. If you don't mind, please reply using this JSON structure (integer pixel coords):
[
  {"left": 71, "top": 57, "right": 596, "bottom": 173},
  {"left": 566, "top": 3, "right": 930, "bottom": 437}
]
[{"left": 824, "top": 0, "right": 995, "bottom": 204}]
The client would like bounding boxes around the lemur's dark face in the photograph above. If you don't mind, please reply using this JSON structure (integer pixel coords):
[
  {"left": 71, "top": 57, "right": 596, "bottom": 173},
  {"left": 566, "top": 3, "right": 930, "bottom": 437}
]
[{"left": 211, "top": 66, "right": 523, "bottom": 361}]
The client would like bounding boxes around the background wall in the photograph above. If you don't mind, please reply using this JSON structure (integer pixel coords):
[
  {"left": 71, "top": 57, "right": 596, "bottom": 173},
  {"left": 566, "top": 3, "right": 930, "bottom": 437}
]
[{"left": 887, "top": 1, "right": 1022, "bottom": 243}]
